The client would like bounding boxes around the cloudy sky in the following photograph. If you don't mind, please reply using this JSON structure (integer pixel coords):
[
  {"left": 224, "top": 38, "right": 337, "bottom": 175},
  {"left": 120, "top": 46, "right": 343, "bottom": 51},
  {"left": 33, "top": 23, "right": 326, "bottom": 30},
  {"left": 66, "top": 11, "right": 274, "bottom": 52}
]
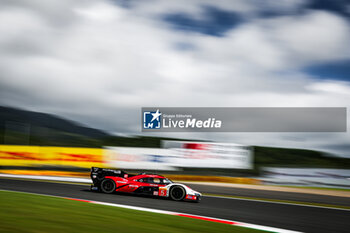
[{"left": 0, "top": 0, "right": 350, "bottom": 157}]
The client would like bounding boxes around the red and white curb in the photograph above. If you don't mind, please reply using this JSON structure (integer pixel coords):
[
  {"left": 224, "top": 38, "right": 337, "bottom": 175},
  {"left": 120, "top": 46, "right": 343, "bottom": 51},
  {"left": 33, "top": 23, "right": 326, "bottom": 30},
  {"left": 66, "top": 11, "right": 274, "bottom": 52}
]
[{"left": 61, "top": 197, "right": 302, "bottom": 233}]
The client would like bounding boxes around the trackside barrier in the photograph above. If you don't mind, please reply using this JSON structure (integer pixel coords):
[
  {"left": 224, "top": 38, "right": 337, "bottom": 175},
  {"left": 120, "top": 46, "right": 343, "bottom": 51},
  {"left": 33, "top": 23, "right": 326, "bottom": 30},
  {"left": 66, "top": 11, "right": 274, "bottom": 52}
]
[
  {"left": 164, "top": 175, "right": 260, "bottom": 184},
  {"left": 0, "top": 169, "right": 260, "bottom": 184},
  {"left": 0, "top": 145, "right": 258, "bottom": 184}
]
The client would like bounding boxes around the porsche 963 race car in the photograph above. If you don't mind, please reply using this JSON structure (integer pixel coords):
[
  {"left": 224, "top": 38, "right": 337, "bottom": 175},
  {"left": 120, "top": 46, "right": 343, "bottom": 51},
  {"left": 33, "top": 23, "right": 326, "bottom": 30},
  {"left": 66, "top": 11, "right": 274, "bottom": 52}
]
[{"left": 90, "top": 167, "right": 201, "bottom": 202}]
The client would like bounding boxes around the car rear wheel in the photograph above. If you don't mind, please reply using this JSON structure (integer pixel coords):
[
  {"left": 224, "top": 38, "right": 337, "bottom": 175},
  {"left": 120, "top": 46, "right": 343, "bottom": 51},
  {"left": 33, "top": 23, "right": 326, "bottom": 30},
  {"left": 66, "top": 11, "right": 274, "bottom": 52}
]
[
  {"left": 170, "top": 186, "right": 186, "bottom": 201},
  {"left": 100, "top": 179, "right": 116, "bottom": 194}
]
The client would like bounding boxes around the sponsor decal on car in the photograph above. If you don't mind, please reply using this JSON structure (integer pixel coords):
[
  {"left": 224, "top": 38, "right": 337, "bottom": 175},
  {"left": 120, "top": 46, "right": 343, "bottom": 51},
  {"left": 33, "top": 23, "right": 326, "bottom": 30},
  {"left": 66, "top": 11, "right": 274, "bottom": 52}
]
[
  {"left": 185, "top": 194, "right": 197, "bottom": 200},
  {"left": 159, "top": 187, "right": 167, "bottom": 197}
]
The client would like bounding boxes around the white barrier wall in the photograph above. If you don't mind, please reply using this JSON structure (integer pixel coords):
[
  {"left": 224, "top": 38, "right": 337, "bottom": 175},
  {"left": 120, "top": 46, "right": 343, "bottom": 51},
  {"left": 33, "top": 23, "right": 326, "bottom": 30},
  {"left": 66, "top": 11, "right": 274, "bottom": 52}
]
[
  {"left": 104, "top": 147, "right": 178, "bottom": 170},
  {"left": 163, "top": 141, "right": 253, "bottom": 169},
  {"left": 104, "top": 141, "right": 252, "bottom": 170}
]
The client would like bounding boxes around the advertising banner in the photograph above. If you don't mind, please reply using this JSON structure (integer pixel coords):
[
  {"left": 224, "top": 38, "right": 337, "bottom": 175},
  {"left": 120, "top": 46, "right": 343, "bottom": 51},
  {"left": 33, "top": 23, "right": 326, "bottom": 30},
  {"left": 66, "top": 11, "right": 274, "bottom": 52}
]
[
  {"left": 163, "top": 141, "right": 253, "bottom": 169},
  {"left": 0, "top": 143, "right": 252, "bottom": 170},
  {"left": 103, "top": 147, "right": 177, "bottom": 170},
  {"left": 104, "top": 141, "right": 252, "bottom": 170},
  {"left": 0, "top": 145, "right": 104, "bottom": 168}
]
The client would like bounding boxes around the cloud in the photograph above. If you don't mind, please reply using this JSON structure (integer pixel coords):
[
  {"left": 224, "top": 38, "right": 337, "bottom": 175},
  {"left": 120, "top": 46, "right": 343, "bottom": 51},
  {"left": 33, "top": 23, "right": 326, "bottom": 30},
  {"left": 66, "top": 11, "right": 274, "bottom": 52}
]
[
  {"left": 0, "top": 0, "right": 350, "bottom": 156},
  {"left": 192, "top": 10, "right": 350, "bottom": 69},
  {"left": 269, "top": 10, "right": 350, "bottom": 64}
]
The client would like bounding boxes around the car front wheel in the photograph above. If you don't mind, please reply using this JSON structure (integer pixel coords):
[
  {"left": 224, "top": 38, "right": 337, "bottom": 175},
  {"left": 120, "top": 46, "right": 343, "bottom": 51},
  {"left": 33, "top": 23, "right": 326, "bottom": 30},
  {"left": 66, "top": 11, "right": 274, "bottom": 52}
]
[{"left": 169, "top": 186, "right": 186, "bottom": 201}]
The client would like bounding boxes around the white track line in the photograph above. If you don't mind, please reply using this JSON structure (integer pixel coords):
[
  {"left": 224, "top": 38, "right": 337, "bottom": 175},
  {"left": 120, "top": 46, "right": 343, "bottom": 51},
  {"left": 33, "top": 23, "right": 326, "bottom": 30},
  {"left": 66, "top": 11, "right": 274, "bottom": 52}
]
[
  {"left": 0, "top": 174, "right": 91, "bottom": 183},
  {"left": 0, "top": 189, "right": 302, "bottom": 233},
  {"left": 1, "top": 173, "right": 348, "bottom": 211},
  {"left": 204, "top": 195, "right": 350, "bottom": 211}
]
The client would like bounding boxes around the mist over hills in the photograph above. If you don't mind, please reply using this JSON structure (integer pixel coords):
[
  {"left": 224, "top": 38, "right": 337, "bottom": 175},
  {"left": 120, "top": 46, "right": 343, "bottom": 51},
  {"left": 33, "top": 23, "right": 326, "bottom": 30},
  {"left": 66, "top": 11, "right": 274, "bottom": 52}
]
[
  {"left": 0, "top": 105, "right": 349, "bottom": 173},
  {"left": 0, "top": 106, "right": 110, "bottom": 138}
]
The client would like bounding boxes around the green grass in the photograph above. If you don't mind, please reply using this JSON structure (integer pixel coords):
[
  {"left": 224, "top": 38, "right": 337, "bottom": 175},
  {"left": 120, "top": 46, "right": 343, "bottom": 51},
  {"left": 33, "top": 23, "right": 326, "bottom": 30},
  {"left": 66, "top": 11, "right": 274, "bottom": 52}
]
[{"left": 0, "top": 190, "right": 262, "bottom": 233}]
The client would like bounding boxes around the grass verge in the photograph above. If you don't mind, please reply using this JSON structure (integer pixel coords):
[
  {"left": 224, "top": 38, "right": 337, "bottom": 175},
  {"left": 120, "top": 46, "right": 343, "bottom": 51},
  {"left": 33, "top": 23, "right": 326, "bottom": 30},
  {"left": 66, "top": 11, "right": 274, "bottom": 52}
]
[{"left": 0, "top": 190, "right": 262, "bottom": 233}]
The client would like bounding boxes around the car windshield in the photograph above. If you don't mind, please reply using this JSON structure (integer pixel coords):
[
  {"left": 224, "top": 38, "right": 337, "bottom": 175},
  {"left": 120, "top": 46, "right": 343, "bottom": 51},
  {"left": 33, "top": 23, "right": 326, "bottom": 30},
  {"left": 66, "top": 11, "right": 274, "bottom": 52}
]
[
  {"left": 137, "top": 177, "right": 172, "bottom": 184},
  {"left": 162, "top": 178, "right": 172, "bottom": 184}
]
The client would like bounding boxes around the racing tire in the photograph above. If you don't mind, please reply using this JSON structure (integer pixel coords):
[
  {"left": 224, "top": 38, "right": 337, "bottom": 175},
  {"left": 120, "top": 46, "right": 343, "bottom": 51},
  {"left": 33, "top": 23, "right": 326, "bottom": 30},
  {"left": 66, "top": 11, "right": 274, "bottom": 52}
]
[
  {"left": 100, "top": 179, "right": 116, "bottom": 194},
  {"left": 169, "top": 186, "right": 186, "bottom": 201}
]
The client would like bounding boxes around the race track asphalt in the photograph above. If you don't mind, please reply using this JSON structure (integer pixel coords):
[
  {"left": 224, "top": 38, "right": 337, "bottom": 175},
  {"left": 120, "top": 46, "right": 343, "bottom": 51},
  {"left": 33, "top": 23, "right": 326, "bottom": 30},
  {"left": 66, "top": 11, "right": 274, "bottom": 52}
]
[
  {"left": 183, "top": 182, "right": 350, "bottom": 207},
  {"left": 0, "top": 178, "right": 349, "bottom": 233}
]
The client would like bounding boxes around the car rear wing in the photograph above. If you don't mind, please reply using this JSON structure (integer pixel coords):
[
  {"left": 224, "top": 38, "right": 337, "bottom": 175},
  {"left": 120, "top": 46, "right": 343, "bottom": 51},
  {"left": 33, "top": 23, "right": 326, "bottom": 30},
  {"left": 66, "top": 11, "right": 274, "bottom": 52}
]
[{"left": 90, "top": 167, "right": 128, "bottom": 184}]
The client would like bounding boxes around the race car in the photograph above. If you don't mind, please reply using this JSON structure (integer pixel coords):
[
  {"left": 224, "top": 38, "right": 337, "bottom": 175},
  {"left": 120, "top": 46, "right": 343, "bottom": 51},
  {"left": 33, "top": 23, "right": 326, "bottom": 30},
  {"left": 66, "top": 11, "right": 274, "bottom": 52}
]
[{"left": 90, "top": 167, "right": 201, "bottom": 202}]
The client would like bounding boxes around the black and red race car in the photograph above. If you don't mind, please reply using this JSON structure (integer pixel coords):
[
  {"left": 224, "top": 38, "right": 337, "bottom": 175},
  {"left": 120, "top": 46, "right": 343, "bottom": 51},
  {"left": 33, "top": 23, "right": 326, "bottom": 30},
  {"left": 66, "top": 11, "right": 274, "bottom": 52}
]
[{"left": 90, "top": 167, "right": 201, "bottom": 202}]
